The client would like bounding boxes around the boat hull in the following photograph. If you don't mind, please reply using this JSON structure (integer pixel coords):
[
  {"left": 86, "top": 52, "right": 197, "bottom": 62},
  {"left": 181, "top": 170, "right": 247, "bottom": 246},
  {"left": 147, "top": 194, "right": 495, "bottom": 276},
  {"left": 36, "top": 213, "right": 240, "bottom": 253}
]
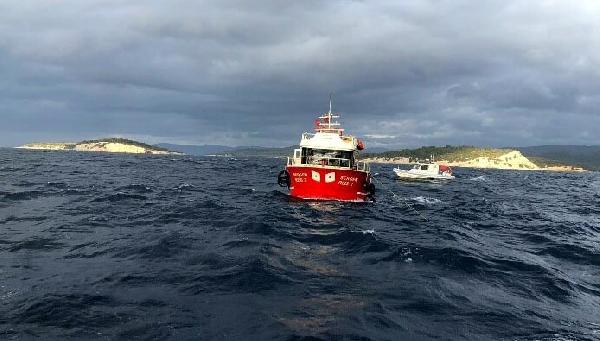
[
  {"left": 393, "top": 169, "right": 455, "bottom": 181},
  {"left": 286, "top": 166, "right": 372, "bottom": 201}
]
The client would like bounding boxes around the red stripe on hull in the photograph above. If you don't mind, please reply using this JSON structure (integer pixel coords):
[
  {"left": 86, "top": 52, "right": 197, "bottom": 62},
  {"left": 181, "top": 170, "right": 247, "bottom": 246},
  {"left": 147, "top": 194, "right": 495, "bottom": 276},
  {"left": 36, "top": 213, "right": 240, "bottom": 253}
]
[{"left": 286, "top": 166, "right": 371, "bottom": 201}]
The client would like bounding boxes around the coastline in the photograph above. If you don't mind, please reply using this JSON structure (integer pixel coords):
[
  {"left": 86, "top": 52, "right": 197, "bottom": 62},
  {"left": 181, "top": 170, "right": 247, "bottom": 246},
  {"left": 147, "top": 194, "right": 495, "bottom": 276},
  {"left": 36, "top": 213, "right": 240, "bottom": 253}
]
[
  {"left": 16, "top": 141, "right": 182, "bottom": 155},
  {"left": 361, "top": 158, "right": 586, "bottom": 172},
  {"left": 360, "top": 150, "right": 587, "bottom": 172}
]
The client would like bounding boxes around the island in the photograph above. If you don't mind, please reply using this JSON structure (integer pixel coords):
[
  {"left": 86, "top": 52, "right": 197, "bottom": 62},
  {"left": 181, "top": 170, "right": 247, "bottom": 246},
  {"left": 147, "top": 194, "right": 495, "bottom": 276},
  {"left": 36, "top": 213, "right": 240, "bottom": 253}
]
[
  {"left": 17, "top": 138, "right": 182, "bottom": 155},
  {"left": 360, "top": 146, "right": 586, "bottom": 172}
]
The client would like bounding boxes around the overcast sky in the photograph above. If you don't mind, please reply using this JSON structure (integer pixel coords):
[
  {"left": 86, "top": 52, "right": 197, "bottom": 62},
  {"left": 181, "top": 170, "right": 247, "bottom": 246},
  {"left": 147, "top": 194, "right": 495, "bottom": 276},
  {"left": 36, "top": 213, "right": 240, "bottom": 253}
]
[{"left": 1, "top": 0, "right": 599, "bottom": 148}]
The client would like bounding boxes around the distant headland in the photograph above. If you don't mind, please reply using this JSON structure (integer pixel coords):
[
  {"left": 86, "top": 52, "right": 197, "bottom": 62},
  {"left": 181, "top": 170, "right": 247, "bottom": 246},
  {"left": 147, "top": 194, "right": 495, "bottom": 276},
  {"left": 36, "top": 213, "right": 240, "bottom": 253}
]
[
  {"left": 359, "top": 146, "right": 586, "bottom": 172},
  {"left": 17, "top": 138, "right": 182, "bottom": 155},
  {"left": 205, "top": 144, "right": 586, "bottom": 172},
  {"left": 14, "top": 140, "right": 592, "bottom": 172}
]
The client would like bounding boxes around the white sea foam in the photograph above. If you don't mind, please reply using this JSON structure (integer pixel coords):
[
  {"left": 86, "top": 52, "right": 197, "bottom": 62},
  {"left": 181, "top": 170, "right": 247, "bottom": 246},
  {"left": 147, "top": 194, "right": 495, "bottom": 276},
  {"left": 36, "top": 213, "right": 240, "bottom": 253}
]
[
  {"left": 361, "top": 229, "right": 375, "bottom": 234},
  {"left": 469, "top": 175, "right": 487, "bottom": 181},
  {"left": 412, "top": 196, "right": 442, "bottom": 204},
  {"left": 176, "top": 183, "right": 195, "bottom": 190}
]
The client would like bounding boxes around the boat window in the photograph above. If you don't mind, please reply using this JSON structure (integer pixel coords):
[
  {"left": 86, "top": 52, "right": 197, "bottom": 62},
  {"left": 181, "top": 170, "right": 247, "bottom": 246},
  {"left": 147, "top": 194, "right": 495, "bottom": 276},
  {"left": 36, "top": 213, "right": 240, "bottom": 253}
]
[
  {"left": 302, "top": 148, "right": 353, "bottom": 167},
  {"left": 301, "top": 148, "right": 309, "bottom": 164},
  {"left": 420, "top": 165, "right": 429, "bottom": 170}
]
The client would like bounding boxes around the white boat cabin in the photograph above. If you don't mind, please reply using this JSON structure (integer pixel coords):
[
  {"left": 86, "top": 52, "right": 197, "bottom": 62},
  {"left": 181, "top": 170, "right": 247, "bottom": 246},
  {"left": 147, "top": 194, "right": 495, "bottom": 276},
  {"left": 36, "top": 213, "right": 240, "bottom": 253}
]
[
  {"left": 286, "top": 99, "right": 369, "bottom": 172},
  {"left": 410, "top": 163, "right": 453, "bottom": 175}
]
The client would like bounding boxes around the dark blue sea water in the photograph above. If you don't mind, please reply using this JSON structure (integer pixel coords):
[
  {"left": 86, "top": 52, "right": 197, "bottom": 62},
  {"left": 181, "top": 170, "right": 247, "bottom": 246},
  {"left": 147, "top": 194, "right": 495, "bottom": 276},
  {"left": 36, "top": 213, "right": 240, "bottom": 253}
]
[{"left": 1, "top": 148, "right": 599, "bottom": 340}]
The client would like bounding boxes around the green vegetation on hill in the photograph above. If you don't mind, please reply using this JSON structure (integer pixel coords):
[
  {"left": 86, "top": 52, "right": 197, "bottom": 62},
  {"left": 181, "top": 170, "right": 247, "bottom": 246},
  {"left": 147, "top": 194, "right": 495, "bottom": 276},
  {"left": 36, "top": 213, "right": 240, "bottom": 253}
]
[
  {"left": 78, "top": 138, "right": 169, "bottom": 152},
  {"left": 362, "top": 145, "right": 512, "bottom": 162},
  {"left": 525, "top": 157, "right": 581, "bottom": 169},
  {"left": 56, "top": 143, "right": 76, "bottom": 150}
]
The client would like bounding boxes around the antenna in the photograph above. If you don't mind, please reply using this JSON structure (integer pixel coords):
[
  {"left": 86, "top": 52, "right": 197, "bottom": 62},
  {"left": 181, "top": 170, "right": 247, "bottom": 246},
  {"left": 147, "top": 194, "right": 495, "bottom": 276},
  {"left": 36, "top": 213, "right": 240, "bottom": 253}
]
[{"left": 328, "top": 93, "right": 333, "bottom": 129}]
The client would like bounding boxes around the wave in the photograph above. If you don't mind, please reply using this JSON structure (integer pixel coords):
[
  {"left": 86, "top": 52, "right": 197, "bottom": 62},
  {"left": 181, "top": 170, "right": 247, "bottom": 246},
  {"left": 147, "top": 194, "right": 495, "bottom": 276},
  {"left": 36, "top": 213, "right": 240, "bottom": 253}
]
[
  {"left": 411, "top": 196, "right": 442, "bottom": 204},
  {"left": 3, "top": 190, "right": 46, "bottom": 201},
  {"left": 183, "top": 256, "right": 295, "bottom": 294},
  {"left": 11, "top": 294, "right": 122, "bottom": 330},
  {"left": 469, "top": 175, "right": 487, "bottom": 181},
  {"left": 91, "top": 192, "right": 147, "bottom": 202},
  {"left": 536, "top": 243, "right": 600, "bottom": 266},
  {"left": 175, "top": 183, "right": 195, "bottom": 190},
  {"left": 0, "top": 215, "right": 46, "bottom": 224},
  {"left": 112, "top": 233, "right": 191, "bottom": 260},
  {"left": 116, "top": 184, "right": 153, "bottom": 193},
  {"left": 295, "top": 229, "right": 391, "bottom": 254},
  {"left": 8, "top": 238, "right": 64, "bottom": 252},
  {"left": 45, "top": 181, "right": 68, "bottom": 188}
]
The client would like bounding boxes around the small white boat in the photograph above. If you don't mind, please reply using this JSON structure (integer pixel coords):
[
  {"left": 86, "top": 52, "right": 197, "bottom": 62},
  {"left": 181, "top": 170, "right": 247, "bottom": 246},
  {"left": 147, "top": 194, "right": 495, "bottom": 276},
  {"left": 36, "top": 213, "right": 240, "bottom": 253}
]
[{"left": 394, "top": 163, "right": 455, "bottom": 181}]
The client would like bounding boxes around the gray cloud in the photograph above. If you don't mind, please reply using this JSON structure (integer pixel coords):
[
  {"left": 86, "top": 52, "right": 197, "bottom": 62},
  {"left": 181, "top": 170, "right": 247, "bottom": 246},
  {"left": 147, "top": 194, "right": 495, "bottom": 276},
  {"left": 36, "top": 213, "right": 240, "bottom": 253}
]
[{"left": 1, "top": 0, "right": 599, "bottom": 147}]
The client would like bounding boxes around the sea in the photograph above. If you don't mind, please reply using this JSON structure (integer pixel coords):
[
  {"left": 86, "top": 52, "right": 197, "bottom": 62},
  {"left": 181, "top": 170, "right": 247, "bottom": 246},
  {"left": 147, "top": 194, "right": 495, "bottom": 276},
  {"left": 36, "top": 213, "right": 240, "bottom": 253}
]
[{"left": 1, "top": 148, "right": 599, "bottom": 340}]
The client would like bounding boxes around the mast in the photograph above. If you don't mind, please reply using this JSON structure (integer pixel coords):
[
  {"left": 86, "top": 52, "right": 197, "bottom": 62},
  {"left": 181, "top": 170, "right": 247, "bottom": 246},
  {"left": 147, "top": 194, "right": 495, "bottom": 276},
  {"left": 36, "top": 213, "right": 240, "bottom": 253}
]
[{"left": 314, "top": 93, "right": 343, "bottom": 135}]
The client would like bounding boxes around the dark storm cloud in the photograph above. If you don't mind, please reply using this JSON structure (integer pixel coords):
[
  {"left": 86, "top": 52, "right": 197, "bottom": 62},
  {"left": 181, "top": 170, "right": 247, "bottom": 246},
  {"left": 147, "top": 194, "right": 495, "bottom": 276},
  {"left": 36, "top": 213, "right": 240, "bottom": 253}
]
[{"left": 0, "top": 0, "right": 599, "bottom": 147}]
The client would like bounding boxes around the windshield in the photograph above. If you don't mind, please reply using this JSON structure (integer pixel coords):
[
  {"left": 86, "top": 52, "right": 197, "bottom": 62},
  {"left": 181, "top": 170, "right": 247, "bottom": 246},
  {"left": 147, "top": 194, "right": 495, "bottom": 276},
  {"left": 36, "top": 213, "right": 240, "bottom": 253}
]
[{"left": 301, "top": 148, "right": 354, "bottom": 167}]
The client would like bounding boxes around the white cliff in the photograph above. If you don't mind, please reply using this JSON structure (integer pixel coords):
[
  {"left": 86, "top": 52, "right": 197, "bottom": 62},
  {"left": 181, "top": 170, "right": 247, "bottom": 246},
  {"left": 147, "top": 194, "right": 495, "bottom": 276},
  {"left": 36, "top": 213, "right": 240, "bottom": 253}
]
[{"left": 17, "top": 139, "right": 180, "bottom": 155}]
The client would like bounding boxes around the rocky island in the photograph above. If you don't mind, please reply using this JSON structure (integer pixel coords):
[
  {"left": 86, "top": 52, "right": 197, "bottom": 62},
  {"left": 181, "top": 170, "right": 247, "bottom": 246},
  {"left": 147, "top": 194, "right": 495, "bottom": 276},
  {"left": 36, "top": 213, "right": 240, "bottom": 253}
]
[
  {"left": 17, "top": 138, "right": 182, "bottom": 155},
  {"left": 360, "top": 146, "right": 585, "bottom": 172}
]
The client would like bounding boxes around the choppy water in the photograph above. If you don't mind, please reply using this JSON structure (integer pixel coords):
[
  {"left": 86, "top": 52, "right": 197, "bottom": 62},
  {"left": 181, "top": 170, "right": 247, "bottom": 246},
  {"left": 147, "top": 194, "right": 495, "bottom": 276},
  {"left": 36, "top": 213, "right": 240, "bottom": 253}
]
[{"left": 1, "top": 148, "right": 599, "bottom": 340}]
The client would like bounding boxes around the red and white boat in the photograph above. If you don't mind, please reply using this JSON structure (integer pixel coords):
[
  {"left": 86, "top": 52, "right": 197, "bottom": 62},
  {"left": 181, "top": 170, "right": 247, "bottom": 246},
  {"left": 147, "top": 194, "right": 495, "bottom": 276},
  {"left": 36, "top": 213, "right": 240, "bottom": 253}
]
[{"left": 278, "top": 98, "right": 375, "bottom": 201}]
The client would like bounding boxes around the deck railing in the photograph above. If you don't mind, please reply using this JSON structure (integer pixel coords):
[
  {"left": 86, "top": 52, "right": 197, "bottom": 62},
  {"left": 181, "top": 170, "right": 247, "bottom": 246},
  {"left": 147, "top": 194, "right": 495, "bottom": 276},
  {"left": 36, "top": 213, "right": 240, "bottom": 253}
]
[
  {"left": 301, "top": 133, "right": 315, "bottom": 141},
  {"left": 356, "top": 161, "right": 370, "bottom": 172},
  {"left": 287, "top": 157, "right": 370, "bottom": 172}
]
